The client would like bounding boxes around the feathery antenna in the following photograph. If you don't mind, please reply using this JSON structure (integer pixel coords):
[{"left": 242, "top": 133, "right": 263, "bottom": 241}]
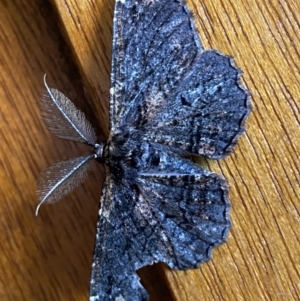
[
  {"left": 36, "top": 155, "right": 95, "bottom": 215},
  {"left": 41, "top": 74, "right": 97, "bottom": 145}
]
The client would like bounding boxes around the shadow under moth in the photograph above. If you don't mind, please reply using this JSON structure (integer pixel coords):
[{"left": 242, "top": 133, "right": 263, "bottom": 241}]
[{"left": 36, "top": 0, "right": 251, "bottom": 300}]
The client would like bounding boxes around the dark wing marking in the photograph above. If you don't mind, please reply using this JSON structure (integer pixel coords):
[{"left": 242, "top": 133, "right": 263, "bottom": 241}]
[
  {"left": 110, "top": 0, "right": 202, "bottom": 132},
  {"left": 141, "top": 50, "right": 250, "bottom": 158},
  {"left": 90, "top": 150, "right": 230, "bottom": 301},
  {"left": 41, "top": 75, "right": 97, "bottom": 145}
]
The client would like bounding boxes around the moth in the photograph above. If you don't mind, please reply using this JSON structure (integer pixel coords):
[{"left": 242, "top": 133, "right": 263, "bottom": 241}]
[{"left": 36, "top": 0, "right": 250, "bottom": 300}]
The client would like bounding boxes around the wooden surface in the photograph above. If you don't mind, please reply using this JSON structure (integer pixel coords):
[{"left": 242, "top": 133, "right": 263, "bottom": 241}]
[{"left": 0, "top": 0, "right": 299, "bottom": 300}]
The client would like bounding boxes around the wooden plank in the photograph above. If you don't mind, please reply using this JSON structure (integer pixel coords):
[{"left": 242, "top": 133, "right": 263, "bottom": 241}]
[{"left": 0, "top": 0, "right": 299, "bottom": 301}]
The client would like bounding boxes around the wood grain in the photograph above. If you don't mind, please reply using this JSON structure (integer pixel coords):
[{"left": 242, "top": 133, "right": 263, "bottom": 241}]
[{"left": 0, "top": 0, "right": 299, "bottom": 301}]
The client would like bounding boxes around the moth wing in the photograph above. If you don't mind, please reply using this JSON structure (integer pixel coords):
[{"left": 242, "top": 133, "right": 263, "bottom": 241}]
[
  {"left": 109, "top": 0, "right": 202, "bottom": 132},
  {"left": 142, "top": 50, "right": 250, "bottom": 158},
  {"left": 90, "top": 176, "right": 149, "bottom": 301},
  {"left": 110, "top": 1, "right": 250, "bottom": 158},
  {"left": 90, "top": 151, "right": 230, "bottom": 301}
]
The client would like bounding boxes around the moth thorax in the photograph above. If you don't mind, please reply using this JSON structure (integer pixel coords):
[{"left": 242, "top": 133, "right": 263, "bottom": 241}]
[{"left": 94, "top": 143, "right": 105, "bottom": 158}]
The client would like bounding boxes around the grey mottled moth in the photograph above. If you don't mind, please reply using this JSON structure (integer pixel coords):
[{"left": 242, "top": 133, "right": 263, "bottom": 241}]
[{"left": 36, "top": 0, "right": 251, "bottom": 300}]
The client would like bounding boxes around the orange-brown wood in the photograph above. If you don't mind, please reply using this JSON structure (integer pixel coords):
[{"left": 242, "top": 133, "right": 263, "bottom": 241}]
[{"left": 0, "top": 0, "right": 299, "bottom": 300}]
